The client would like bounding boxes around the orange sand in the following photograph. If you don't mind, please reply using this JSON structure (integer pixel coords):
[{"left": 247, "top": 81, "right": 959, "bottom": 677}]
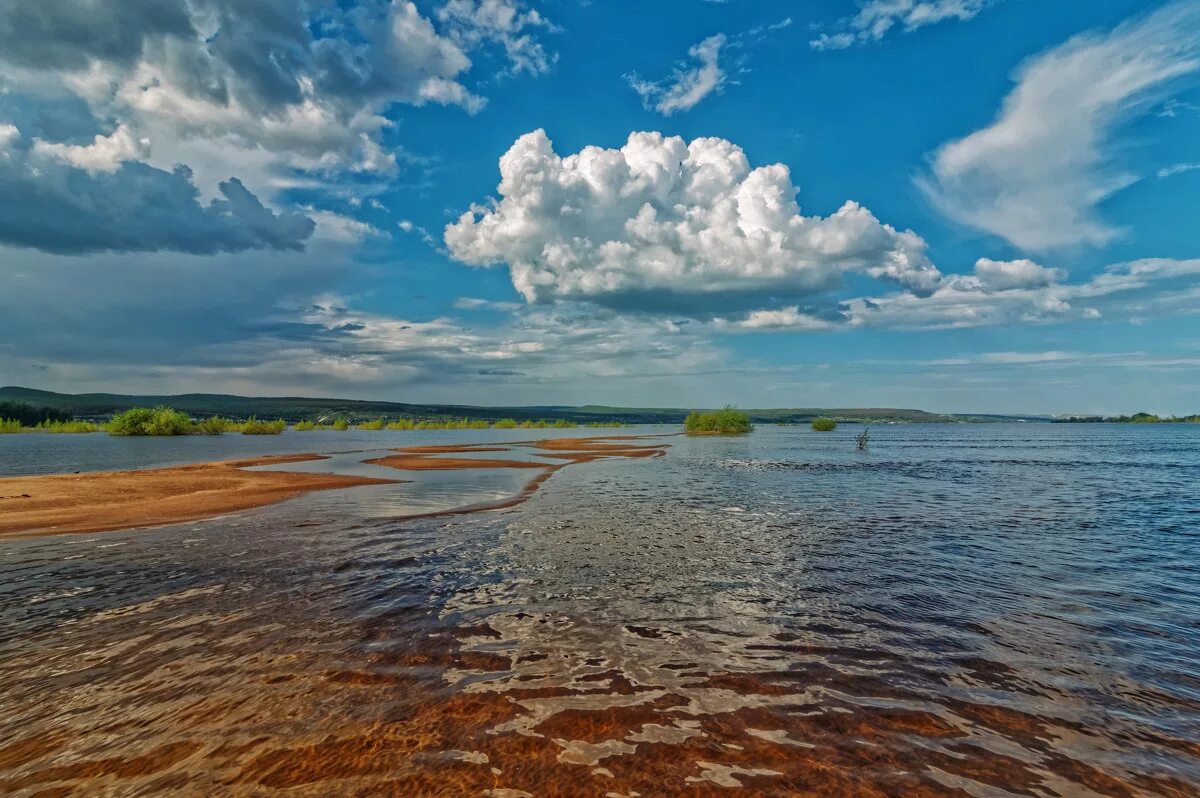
[
  {"left": 0, "top": 455, "right": 399, "bottom": 539},
  {"left": 0, "top": 436, "right": 672, "bottom": 539}
]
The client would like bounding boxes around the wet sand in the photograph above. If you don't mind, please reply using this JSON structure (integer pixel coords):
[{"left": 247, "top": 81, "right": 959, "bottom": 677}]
[
  {"left": 0, "top": 454, "right": 399, "bottom": 539},
  {"left": 0, "top": 436, "right": 671, "bottom": 540}
]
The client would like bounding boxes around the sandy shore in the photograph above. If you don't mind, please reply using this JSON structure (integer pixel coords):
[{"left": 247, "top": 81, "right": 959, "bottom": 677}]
[
  {"left": 0, "top": 436, "right": 671, "bottom": 539},
  {"left": 0, "top": 455, "right": 399, "bottom": 539}
]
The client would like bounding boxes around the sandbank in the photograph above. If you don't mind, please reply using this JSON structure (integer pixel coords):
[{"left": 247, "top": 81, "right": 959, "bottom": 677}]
[{"left": 0, "top": 455, "right": 399, "bottom": 539}]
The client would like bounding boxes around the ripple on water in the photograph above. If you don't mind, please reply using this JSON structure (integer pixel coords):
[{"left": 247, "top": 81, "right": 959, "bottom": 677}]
[{"left": 1, "top": 424, "right": 1198, "bottom": 795}]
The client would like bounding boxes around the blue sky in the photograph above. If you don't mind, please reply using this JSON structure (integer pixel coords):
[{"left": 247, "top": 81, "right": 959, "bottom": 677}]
[{"left": 1, "top": 0, "right": 1199, "bottom": 414}]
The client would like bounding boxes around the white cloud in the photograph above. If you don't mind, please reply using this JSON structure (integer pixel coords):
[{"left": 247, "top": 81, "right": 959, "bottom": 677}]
[
  {"left": 715, "top": 307, "right": 838, "bottom": 331},
  {"left": 31, "top": 124, "right": 149, "bottom": 174},
  {"left": 0, "top": 0, "right": 489, "bottom": 196},
  {"left": 841, "top": 257, "right": 1200, "bottom": 331},
  {"left": 811, "top": 0, "right": 992, "bottom": 50},
  {"left": 1158, "top": 161, "right": 1200, "bottom": 179},
  {"left": 437, "top": 0, "right": 559, "bottom": 76},
  {"left": 626, "top": 34, "right": 727, "bottom": 115},
  {"left": 454, "top": 296, "right": 523, "bottom": 311},
  {"left": 919, "top": 1, "right": 1200, "bottom": 251},
  {"left": 306, "top": 210, "right": 384, "bottom": 244},
  {"left": 715, "top": 257, "right": 1200, "bottom": 333},
  {"left": 445, "top": 129, "right": 941, "bottom": 312},
  {"left": 972, "top": 257, "right": 1065, "bottom": 291}
]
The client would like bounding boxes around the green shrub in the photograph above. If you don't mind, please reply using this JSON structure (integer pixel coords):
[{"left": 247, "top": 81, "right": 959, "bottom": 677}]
[
  {"left": 357, "top": 419, "right": 385, "bottom": 430},
  {"left": 293, "top": 420, "right": 317, "bottom": 431},
  {"left": 386, "top": 419, "right": 415, "bottom": 430},
  {"left": 811, "top": 417, "right": 837, "bottom": 432},
  {"left": 196, "top": 416, "right": 234, "bottom": 434},
  {"left": 553, "top": 418, "right": 576, "bottom": 428},
  {"left": 36, "top": 420, "right": 100, "bottom": 433},
  {"left": 241, "top": 417, "right": 286, "bottom": 435},
  {"left": 0, "top": 418, "right": 25, "bottom": 433},
  {"left": 493, "top": 418, "right": 518, "bottom": 429},
  {"left": 108, "top": 407, "right": 196, "bottom": 436},
  {"left": 332, "top": 418, "right": 350, "bottom": 431},
  {"left": 684, "top": 405, "right": 753, "bottom": 434}
]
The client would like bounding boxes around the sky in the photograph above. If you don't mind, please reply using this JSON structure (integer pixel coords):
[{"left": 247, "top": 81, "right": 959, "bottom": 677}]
[{"left": 1, "top": 0, "right": 1199, "bottom": 415}]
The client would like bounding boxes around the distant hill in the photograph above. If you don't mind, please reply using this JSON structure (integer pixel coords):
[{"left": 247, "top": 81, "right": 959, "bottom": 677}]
[{"left": 0, "top": 386, "right": 1046, "bottom": 424}]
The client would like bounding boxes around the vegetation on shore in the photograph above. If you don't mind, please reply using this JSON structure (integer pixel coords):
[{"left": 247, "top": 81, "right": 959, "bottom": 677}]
[
  {"left": 1060, "top": 412, "right": 1200, "bottom": 423},
  {"left": 4, "top": 386, "right": 1046, "bottom": 426},
  {"left": 0, "top": 418, "right": 100, "bottom": 433},
  {"left": 240, "top": 417, "right": 286, "bottom": 435},
  {"left": 811, "top": 417, "right": 837, "bottom": 432},
  {"left": 108, "top": 407, "right": 197, "bottom": 436},
  {"left": 293, "top": 420, "right": 318, "bottom": 431},
  {"left": 684, "top": 406, "right": 753, "bottom": 435}
]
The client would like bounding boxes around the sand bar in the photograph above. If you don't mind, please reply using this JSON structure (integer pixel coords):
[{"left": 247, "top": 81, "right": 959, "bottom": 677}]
[
  {"left": 0, "top": 454, "right": 399, "bottom": 539},
  {"left": 0, "top": 436, "right": 671, "bottom": 539}
]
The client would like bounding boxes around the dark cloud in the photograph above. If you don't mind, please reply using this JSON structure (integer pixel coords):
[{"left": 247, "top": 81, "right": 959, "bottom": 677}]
[
  {"left": 0, "top": 152, "right": 314, "bottom": 255},
  {"left": 0, "top": 0, "right": 194, "bottom": 71}
]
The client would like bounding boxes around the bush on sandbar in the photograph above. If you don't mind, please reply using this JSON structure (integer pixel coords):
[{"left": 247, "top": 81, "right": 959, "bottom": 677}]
[
  {"left": 684, "top": 406, "right": 753, "bottom": 435},
  {"left": 108, "top": 407, "right": 196, "bottom": 436},
  {"left": 811, "top": 417, "right": 837, "bottom": 432},
  {"left": 241, "top": 417, "right": 286, "bottom": 435}
]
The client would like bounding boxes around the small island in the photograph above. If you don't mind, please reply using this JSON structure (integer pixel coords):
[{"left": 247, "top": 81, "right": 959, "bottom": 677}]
[
  {"left": 684, "top": 406, "right": 753, "bottom": 435},
  {"left": 811, "top": 417, "right": 837, "bottom": 431}
]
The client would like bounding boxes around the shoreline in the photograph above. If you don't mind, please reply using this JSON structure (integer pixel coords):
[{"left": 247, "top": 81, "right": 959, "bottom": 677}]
[
  {"left": 0, "top": 454, "right": 401, "bottom": 539},
  {"left": 0, "top": 436, "right": 670, "bottom": 539}
]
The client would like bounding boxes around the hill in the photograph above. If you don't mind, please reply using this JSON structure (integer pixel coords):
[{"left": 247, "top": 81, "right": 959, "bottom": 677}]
[{"left": 0, "top": 386, "right": 1045, "bottom": 425}]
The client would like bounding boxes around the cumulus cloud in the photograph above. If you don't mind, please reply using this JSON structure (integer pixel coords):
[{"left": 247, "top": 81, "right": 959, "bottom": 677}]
[
  {"left": 30, "top": 124, "right": 149, "bottom": 174},
  {"left": 714, "top": 257, "right": 1200, "bottom": 333},
  {"left": 0, "top": 0, "right": 491, "bottom": 183},
  {"left": 445, "top": 129, "right": 941, "bottom": 313},
  {"left": 626, "top": 34, "right": 728, "bottom": 115},
  {"left": 811, "top": 0, "right": 992, "bottom": 50},
  {"left": 0, "top": 125, "right": 313, "bottom": 254},
  {"left": 971, "top": 257, "right": 1065, "bottom": 291},
  {"left": 919, "top": 1, "right": 1200, "bottom": 250},
  {"left": 437, "top": 0, "right": 559, "bottom": 76}
]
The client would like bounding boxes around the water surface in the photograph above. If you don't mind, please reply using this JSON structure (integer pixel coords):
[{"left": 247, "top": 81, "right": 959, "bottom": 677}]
[{"left": 1, "top": 424, "right": 1198, "bottom": 796}]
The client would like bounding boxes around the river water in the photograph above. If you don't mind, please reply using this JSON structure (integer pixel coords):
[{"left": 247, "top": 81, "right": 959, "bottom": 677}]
[{"left": 1, "top": 424, "right": 1197, "bottom": 796}]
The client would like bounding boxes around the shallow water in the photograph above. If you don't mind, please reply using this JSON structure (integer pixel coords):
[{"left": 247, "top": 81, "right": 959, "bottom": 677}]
[{"left": 2, "top": 424, "right": 1198, "bottom": 796}]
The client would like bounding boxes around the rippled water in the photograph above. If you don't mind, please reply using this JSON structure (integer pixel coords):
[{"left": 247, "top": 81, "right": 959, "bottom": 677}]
[{"left": 2, "top": 424, "right": 1198, "bottom": 796}]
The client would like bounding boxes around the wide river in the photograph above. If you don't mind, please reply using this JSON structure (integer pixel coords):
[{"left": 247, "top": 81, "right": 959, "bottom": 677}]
[{"left": 1, "top": 424, "right": 1197, "bottom": 796}]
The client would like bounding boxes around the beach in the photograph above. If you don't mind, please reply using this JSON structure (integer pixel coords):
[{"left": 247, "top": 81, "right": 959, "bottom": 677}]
[{"left": 0, "top": 436, "right": 670, "bottom": 539}]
